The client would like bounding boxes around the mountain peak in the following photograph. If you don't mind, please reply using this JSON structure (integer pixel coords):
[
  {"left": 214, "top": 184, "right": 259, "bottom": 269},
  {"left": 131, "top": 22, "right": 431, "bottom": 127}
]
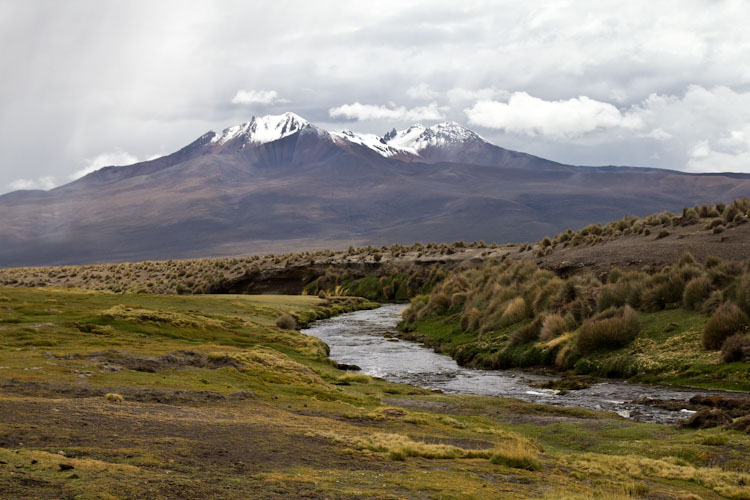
[{"left": 210, "top": 112, "right": 311, "bottom": 147}]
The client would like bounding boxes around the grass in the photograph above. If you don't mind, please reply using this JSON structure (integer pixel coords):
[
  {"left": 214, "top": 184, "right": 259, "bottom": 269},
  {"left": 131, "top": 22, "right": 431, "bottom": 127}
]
[
  {"left": 1, "top": 286, "right": 750, "bottom": 499},
  {"left": 400, "top": 256, "right": 750, "bottom": 390}
]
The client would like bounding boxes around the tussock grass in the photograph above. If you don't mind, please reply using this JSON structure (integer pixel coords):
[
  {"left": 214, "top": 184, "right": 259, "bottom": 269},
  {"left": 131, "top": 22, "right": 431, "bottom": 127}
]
[
  {"left": 401, "top": 245, "right": 750, "bottom": 382},
  {"left": 577, "top": 306, "right": 640, "bottom": 354},
  {"left": 540, "top": 313, "right": 567, "bottom": 341},
  {"left": 702, "top": 302, "right": 749, "bottom": 350},
  {"left": 341, "top": 432, "right": 494, "bottom": 461},
  {"left": 489, "top": 439, "right": 541, "bottom": 470},
  {"left": 683, "top": 276, "right": 713, "bottom": 310},
  {"left": 104, "top": 393, "right": 124, "bottom": 403},
  {"left": 275, "top": 313, "right": 297, "bottom": 330}
]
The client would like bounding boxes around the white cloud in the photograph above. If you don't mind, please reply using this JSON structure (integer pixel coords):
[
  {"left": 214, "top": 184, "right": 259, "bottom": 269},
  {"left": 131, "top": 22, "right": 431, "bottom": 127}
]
[
  {"left": 9, "top": 176, "right": 56, "bottom": 191},
  {"left": 406, "top": 83, "right": 439, "bottom": 100},
  {"left": 70, "top": 149, "right": 139, "bottom": 180},
  {"left": 627, "top": 86, "right": 750, "bottom": 172},
  {"left": 329, "top": 101, "right": 446, "bottom": 122},
  {"left": 231, "top": 89, "right": 287, "bottom": 105},
  {"left": 446, "top": 87, "right": 509, "bottom": 103},
  {"left": 464, "top": 92, "right": 643, "bottom": 140}
]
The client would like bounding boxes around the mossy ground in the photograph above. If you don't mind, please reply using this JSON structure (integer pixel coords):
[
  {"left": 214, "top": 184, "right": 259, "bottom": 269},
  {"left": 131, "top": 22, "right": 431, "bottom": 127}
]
[{"left": 1, "top": 287, "right": 749, "bottom": 499}]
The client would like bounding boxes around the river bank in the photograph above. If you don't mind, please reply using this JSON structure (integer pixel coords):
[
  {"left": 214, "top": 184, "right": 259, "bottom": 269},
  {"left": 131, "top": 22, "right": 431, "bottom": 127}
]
[{"left": 302, "top": 304, "right": 749, "bottom": 425}]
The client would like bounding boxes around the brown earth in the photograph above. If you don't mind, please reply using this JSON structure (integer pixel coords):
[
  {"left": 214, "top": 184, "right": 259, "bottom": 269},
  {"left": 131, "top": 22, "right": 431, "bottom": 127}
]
[{"left": 531, "top": 220, "right": 750, "bottom": 278}]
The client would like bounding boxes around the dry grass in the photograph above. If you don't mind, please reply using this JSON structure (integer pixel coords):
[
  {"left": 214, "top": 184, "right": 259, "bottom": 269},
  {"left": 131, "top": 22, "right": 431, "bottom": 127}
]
[
  {"left": 540, "top": 313, "right": 567, "bottom": 341},
  {"left": 275, "top": 313, "right": 297, "bottom": 330},
  {"left": 229, "top": 347, "right": 328, "bottom": 386},
  {"left": 702, "top": 302, "right": 749, "bottom": 350},
  {"left": 577, "top": 306, "right": 641, "bottom": 354},
  {"left": 104, "top": 393, "right": 124, "bottom": 403},
  {"left": 338, "top": 432, "right": 493, "bottom": 461},
  {"left": 102, "top": 305, "right": 230, "bottom": 330},
  {"left": 489, "top": 439, "right": 542, "bottom": 470}
]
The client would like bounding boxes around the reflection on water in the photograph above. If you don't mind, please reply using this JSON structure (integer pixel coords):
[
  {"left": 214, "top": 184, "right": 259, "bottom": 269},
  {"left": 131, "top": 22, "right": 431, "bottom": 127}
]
[{"left": 302, "top": 304, "right": 714, "bottom": 424}]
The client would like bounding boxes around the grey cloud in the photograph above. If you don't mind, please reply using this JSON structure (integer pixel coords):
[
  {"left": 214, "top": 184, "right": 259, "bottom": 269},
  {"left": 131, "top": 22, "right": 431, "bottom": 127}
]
[{"left": 2, "top": 0, "right": 750, "bottom": 194}]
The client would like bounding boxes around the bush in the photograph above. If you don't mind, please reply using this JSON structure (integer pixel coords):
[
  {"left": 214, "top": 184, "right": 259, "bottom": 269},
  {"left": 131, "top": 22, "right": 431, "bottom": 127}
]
[
  {"left": 720, "top": 334, "right": 750, "bottom": 363},
  {"left": 733, "top": 273, "right": 750, "bottom": 315},
  {"left": 275, "top": 313, "right": 298, "bottom": 330},
  {"left": 539, "top": 313, "right": 566, "bottom": 341},
  {"left": 701, "top": 290, "right": 724, "bottom": 315},
  {"left": 501, "top": 297, "right": 527, "bottom": 325},
  {"left": 428, "top": 292, "right": 451, "bottom": 313},
  {"left": 702, "top": 302, "right": 749, "bottom": 350},
  {"left": 682, "top": 276, "right": 713, "bottom": 310},
  {"left": 510, "top": 317, "right": 542, "bottom": 346},
  {"left": 701, "top": 302, "right": 749, "bottom": 349},
  {"left": 577, "top": 306, "right": 641, "bottom": 354}
]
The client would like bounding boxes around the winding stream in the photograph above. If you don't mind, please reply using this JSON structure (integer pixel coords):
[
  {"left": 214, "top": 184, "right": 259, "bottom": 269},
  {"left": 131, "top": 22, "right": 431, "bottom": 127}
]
[{"left": 302, "top": 304, "right": 717, "bottom": 424}]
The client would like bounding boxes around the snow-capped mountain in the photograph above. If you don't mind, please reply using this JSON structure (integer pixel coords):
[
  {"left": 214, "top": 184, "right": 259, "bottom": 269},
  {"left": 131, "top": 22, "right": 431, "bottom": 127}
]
[
  {"left": 382, "top": 122, "right": 489, "bottom": 155},
  {"left": 201, "top": 112, "right": 493, "bottom": 160},
  {"left": 209, "top": 112, "right": 313, "bottom": 148}
]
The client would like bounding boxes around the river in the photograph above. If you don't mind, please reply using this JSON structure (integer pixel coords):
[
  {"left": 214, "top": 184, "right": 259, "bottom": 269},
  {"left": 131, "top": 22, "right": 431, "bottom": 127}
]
[{"left": 301, "top": 304, "right": 716, "bottom": 424}]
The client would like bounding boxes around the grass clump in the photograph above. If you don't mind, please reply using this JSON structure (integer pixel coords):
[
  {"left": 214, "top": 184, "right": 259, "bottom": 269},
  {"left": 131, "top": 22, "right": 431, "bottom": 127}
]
[
  {"left": 275, "top": 313, "right": 298, "bottom": 330},
  {"left": 104, "top": 393, "right": 124, "bottom": 403},
  {"left": 489, "top": 440, "right": 541, "bottom": 470},
  {"left": 540, "top": 313, "right": 567, "bottom": 341},
  {"left": 343, "top": 432, "right": 493, "bottom": 461},
  {"left": 683, "top": 276, "right": 713, "bottom": 310},
  {"left": 720, "top": 333, "right": 750, "bottom": 363},
  {"left": 576, "top": 306, "right": 640, "bottom": 354},
  {"left": 701, "top": 302, "right": 749, "bottom": 350}
]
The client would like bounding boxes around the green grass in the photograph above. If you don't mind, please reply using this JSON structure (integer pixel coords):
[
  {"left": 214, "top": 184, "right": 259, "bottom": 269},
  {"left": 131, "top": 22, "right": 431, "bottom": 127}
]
[{"left": 1, "top": 286, "right": 750, "bottom": 499}]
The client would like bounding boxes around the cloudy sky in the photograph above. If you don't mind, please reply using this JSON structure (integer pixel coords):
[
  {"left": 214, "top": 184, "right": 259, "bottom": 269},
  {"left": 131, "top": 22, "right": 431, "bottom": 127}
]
[{"left": 2, "top": 0, "right": 750, "bottom": 193}]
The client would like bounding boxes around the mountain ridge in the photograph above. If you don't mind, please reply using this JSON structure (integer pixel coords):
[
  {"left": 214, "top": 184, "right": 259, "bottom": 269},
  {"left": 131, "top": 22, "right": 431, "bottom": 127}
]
[{"left": 1, "top": 111, "right": 750, "bottom": 267}]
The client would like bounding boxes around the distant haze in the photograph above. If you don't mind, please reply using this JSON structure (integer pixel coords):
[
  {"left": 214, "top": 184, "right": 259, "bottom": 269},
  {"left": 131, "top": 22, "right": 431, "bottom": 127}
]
[{"left": 2, "top": 0, "right": 750, "bottom": 193}]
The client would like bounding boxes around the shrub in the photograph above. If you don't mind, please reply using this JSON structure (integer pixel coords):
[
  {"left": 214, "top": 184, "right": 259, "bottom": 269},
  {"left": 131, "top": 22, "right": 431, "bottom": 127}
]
[
  {"left": 733, "top": 273, "right": 750, "bottom": 315},
  {"left": 275, "top": 313, "right": 298, "bottom": 330},
  {"left": 577, "top": 306, "right": 640, "bottom": 354},
  {"left": 539, "top": 313, "right": 567, "bottom": 341},
  {"left": 682, "top": 276, "right": 713, "bottom": 310},
  {"left": 701, "top": 290, "right": 724, "bottom": 315},
  {"left": 702, "top": 302, "right": 749, "bottom": 350},
  {"left": 720, "top": 334, "right": 750, "bottom": 363},
  {"left": 428, "top": 292, "right": 451, "bottom": 313},
  {"left": 450, "top": 292, "right": 467, "bottom": 310},
  {"left": 510, "top": 317, "right": 542, "bottom": 346},
  {"left": 568, "top": 297, "right": 593, "bottom": 324}
]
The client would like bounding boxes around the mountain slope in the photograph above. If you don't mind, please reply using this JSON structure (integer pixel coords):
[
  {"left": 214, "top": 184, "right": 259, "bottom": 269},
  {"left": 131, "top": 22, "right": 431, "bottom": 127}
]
[{"left": 1, "top": 112, "right": 749, "bottom": 267}]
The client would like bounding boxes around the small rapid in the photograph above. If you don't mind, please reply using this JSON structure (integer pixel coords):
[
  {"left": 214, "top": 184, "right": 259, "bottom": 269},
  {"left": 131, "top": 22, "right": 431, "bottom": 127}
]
[{"left": 301, "top": 304, "right": 717, "bottom": 424}]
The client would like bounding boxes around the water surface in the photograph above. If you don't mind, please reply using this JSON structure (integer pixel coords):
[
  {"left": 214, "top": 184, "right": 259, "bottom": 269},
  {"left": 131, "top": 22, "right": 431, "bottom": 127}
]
[{"left": 302, "top": 304, "right": 714, "bottom": 424}]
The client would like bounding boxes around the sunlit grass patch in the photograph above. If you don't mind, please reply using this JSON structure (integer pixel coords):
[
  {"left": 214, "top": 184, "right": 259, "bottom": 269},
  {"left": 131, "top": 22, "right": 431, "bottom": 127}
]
[
  {"left": 102, "top": 304, "right": 232, "bottom": 330},
  {"left": 339, "top": 432, "right": 494, "bottom": 461},
  {"left": 489, "top": 439, "right": 542, "bottom": 470}
]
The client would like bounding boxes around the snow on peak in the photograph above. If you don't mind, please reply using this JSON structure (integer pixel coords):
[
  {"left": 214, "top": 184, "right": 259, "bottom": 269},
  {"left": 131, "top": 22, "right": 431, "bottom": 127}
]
[
  {"left": 330, "top": 130, "right": 404, "bottom": 157},
  {"left": 205, "top": 112, "right": 491, "bottom": 159},
  {"left": 330, "top": 121, "right": 490, "bottom": 158},
  {"left": 384, "top": 121, "right": 487, "bottom": 154},
  {"left": 210, "top": 112, "right": 310, "bottom": 146}
]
